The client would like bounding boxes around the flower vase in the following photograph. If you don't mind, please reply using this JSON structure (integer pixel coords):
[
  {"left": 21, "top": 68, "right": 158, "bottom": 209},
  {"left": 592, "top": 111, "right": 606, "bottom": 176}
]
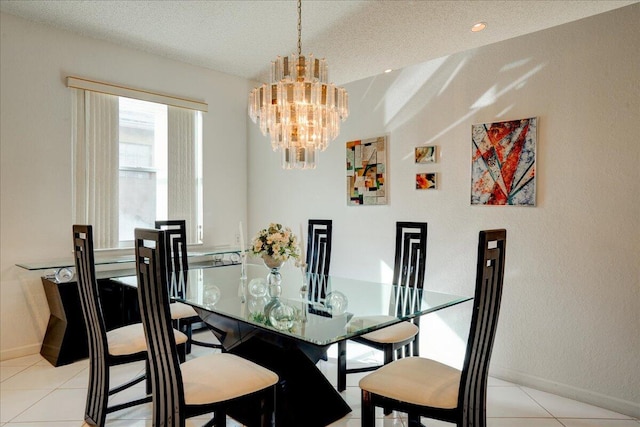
[{"left": 262, "top": 254, "right": 284, "bottom": 298}]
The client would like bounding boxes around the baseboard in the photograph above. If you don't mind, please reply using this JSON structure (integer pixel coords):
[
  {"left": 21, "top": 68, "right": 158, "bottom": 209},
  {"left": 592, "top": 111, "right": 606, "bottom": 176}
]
[
  {"left": 0, "top": 343, "right": 41, "bottom": 362},
  {"left": 490, "top": 366, "right": 640, "bottom": 419}
]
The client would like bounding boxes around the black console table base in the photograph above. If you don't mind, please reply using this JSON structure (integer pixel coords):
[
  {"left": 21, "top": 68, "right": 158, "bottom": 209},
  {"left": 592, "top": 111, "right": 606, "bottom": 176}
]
[
  {"left": 40, "top": 274, "right": 140, "bottom": 367},
  {"left": 40, "top": 277, "right": 89, "bottom": 366}
]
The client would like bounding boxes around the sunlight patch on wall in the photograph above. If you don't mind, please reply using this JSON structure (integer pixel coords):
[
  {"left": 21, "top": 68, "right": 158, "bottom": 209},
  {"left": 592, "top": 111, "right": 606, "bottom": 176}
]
[
  {"left": 383, "top": 57, "right": 448, "bottom": 126},
  {"left": 420, "top": 313, "right": 467, "bottom": 369},
  {"left": 424, "top": 61, "right": 546, "bottom": 145},
  {"left": 471, "top": 85, "right": 498, "bottom": 109},
  {"left": 496, "top": 105, "right": 515, "bottom": 118},
  {"left": 379, "top": 259, "right": 393, "bottom": 284},
  {"left": 473, "top": 62, "right": 545, "bottom": 109},
  {"left": 500, "top": 58, "right": 533, "bottom": 72},
  {"left": 438, "top": 57, "right": 468, "bottom": 96}
]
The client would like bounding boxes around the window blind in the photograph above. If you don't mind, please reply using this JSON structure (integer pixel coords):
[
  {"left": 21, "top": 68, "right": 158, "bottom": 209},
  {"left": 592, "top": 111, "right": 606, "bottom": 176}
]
[{"left": 72, "top": 89, "right": 120, "bottom": 248}]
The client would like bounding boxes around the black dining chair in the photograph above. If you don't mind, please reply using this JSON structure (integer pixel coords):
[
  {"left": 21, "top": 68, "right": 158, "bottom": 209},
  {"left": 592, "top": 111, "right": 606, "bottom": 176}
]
[
  {"left": 337, "top": 221, "right": 427, "bottom": 392},
  {"left": 306, "top": 219, "right": 332, "bottom": 276},
  {"left": 305, "top": 219, "right": 333, "bottom": 316},
  {"left": 155, "top": 219, "right": 223, "bottom": 353},
  {"left": 72, "top": 224, "right": 188, "bottom": 427},
  {"left": 135, "top": 227, "right": 279, "bottom": 427},
  {"left": 359, "top": 229, "right": 507, "bottom": 427}
]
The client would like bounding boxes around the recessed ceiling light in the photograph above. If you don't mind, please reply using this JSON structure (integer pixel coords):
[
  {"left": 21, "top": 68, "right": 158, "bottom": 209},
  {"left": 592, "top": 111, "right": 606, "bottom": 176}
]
[
  {"left": 384, "top": 68, "right": 393, "bottom": 73},
  {"left": 471, "top": 22, "right": 487, "bottom": 32}
]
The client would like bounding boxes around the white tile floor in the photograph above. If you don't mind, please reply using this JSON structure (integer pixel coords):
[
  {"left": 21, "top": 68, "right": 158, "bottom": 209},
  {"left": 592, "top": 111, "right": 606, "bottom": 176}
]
[{"left": 1, "top": 331, "right": 637, "bottom": 427}]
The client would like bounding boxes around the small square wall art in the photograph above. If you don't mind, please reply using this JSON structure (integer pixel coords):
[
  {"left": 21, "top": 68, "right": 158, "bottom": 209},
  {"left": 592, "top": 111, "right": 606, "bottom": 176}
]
[
  {"left": 346, "top": 136, "right": 387, "bottom": 206},
  {"left": 416, "top": 173, "right": 437, "bottom": 190},
  {"left": 471, "top": 117, "right": 537, "bottom": 206}
]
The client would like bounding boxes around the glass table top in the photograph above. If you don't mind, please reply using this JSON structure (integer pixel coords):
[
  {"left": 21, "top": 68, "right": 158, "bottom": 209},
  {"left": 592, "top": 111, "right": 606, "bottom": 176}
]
[
  {"left": 116, "top": 263, "right": 471, "bottom": 347},
  {"left": 15, "top": 246, "right": 245, "bottom": 271}
]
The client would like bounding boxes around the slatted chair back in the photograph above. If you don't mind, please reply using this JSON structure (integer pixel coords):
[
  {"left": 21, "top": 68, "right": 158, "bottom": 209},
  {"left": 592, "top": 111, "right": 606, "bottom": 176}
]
[
  {"left": 135, "top": 228, "right": 185, "bottom": 427},
  {"left": 155, "top": 220, "right": 189, "bottom": 299},
  {"left": 305, "top": 219, "right": 332, "bottom": 315},
  {"left": 458, "top": 229, "right": 507, "bottom": 427},
  {"left": 73, "top": 224, "right": 109, "bottom": 425},
  {"left": 306, "top": 219, "right": 332, "bottom": 277},
  {"left": 392, "top": 222, "right": 427, "bottom": 317}
]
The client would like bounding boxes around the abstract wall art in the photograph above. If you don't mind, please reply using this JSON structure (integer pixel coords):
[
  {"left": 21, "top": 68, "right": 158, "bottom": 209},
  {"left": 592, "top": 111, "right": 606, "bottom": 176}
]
[
  {"left": 346, "top": 135, "right": 387, "bottom": 205},
  {"left": 415, "top": 146, "right": 437, "bottom": 163},
  {"left": 416, "top": 173, "right": 437, "bottom": 190},
  {"left": 471, "top": 117, "right": 537, "bottom": 206}
]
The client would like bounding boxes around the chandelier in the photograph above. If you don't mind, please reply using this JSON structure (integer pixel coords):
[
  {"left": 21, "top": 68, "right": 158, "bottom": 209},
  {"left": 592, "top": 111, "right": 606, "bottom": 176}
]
[{"left": 248, "top": 0, "right": 349, "bottom": 170}]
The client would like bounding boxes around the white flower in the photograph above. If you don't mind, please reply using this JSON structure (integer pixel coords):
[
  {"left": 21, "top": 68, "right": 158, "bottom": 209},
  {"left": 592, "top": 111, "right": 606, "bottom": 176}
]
[{"left": 250, "top": 223, "right": 301, "bottom": 262}]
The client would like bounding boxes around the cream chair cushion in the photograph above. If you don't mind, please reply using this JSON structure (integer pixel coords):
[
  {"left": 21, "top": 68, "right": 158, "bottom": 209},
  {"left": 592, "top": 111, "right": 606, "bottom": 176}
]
[
  {"left": 170, "top": 301, "right": 199, "bottom": 320},
  {"left": 107, "top": 323, "right": 188, "bottom": 356},
  {"left": 359, "top": 356, "right": 460, "bottom": 409},
  {"left": 181, "top": 353, "right": 279, "bottom": 405},
  {"left": 358, "top": 315, "right": 419, "bottom": 343}
]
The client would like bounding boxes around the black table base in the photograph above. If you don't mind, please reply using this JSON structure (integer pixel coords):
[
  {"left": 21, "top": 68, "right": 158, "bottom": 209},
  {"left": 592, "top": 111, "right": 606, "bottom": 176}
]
[
  {"left": 195, "top": 309, "right": 351, "bottom": 427},
  {"left": 40, "top": 278, "right": 89, "bottom": 366}
]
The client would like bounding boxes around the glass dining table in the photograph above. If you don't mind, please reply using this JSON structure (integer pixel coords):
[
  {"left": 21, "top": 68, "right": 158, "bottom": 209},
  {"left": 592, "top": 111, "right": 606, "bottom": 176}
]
[{"left": 117, "top": 262, "right": 471, "bottom": 426}]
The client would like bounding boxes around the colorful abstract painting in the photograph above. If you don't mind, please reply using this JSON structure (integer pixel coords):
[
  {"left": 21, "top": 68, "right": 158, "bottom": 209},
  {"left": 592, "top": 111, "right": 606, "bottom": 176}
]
[
  {"left": 471, "top": 117, "right": 537, "bottom": 206},
  {"left": 346, "top": 136, "right": 387, "bottom": 205},
  {"left": 416, "top": 173, "right": 437, "bottom": 190}
]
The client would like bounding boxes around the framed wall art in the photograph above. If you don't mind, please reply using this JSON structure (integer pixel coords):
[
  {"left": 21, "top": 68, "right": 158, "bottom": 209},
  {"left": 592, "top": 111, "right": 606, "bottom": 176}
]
[
  {"left": 416, "top": 173, "right": 437, "bottom": 190},
  {"left": 471, "top": 117, "right": 537, "bottom": 206},
  {"left": 415, "top": 145, "right": 437, "bottom": 163},
  {"left": 346, "top": 136, "right": 387, "bottom": 205}
]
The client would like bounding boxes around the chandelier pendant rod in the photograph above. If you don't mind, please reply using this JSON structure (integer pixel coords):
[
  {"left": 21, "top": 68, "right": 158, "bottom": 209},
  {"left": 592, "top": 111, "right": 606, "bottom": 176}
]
[{"left": 297, "top": 0, "right": 302, "bottom": 56}]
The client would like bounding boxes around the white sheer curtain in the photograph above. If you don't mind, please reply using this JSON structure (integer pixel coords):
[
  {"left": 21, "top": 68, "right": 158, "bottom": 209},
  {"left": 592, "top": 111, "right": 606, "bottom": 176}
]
[
  {"left": 167, "top": 106, "right": 198, "bottom": 243},
  {"left": 72, "top": 89, "right": 119, "bottom": 249}
]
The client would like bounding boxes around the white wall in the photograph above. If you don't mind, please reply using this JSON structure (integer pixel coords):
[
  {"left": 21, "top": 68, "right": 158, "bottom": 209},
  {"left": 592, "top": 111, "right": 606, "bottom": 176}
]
[
  {"left": 0, "top": 13, "right": 250, "bottom": 359},
  {"left": 248, "top": 4, "right": 639, "bottom": 417}
]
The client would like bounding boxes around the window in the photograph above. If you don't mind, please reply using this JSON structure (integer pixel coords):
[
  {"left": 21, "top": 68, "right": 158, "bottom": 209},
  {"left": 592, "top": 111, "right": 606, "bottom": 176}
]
[
  {"left": 118, "top": 98, "right": 168, "bottom": 243},
  {"left": 69, "top": 77, "right": 206, "bottom": 249}
]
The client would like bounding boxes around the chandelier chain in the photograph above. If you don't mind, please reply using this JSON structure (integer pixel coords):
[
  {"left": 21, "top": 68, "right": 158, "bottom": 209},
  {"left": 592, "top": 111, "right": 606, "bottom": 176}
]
[{"left": 297, "top": 0, "right": 302, "bottom": 56}]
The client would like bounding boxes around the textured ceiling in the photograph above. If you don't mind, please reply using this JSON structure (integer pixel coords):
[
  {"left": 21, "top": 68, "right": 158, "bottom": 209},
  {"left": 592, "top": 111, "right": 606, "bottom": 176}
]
[{"left": 1, "top": 0, "right": 636, "bottom": 84}]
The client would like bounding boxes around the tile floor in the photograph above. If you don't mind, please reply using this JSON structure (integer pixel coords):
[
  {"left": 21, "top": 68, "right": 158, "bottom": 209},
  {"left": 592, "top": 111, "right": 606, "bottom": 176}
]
[{"left": 1, "top": 331, "right": 637, "bottom": 427}]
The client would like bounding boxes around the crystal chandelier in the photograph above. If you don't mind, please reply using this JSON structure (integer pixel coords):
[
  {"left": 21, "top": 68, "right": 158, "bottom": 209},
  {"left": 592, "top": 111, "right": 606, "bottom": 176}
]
[{"left": 248, "top": 0, "right": 349, "bottom": 170}]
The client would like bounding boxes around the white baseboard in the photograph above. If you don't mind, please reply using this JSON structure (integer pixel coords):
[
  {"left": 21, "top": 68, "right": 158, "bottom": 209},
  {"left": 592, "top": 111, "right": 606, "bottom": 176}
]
[
  {"left": 490, "top": 366, "right": 640, "bottom": 419},
  {"left": 0, "top": 343, "right": 41, "bottom": 362}
]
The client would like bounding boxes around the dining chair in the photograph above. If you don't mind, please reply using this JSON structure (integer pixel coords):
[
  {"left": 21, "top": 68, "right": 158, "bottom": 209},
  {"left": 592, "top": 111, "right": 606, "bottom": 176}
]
[
  {"left": 135, "top": 227, "right": 279, "bottom": 427},
  {"left": 359, "top": 229, "right": 507, "bottom": 427},
  {"left": 306, "top": 219, "right": 332, "bottom": 276},
  {"left": 72, "top": 224, "right": 188, "bottom": 427},
  {"left": 305, "top": 219, "right": 332, "bottom": 317},
  {"left": 155, "top": 219, "right": 223, "bottom": 353},
  {"left": 337, "top": 221, "right": 427, "bottom": 392}
]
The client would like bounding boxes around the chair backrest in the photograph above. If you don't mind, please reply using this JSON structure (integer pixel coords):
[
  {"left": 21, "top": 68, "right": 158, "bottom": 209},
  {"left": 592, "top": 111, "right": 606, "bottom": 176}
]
[
  {"left": 392, "top": 222, "right": 428, "bottom": 316},
  {"left": 135, "top": 227, "right": 185, "bottom": 426},
  {"left": 458, "top": 229, "right": 507, "bottom": 426},
  {"left": 393, "top": 222, "right": 427, "bottom": 288},
  {"left": 155, "top": 220, "right": 189, "bottom": 299},
  {"left": 72, "top": 224, "right": 109, "bottom": 424},
  {"left": 306, "top": 220, "right": 332, "bottom": 315},
  {"left": 306, "top": 219, "right": 332, "bottom": 276}
]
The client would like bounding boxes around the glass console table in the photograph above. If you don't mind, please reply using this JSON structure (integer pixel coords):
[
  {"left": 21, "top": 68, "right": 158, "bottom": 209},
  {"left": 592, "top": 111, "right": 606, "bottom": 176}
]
[
  {"left": 16, "top": 245, "right": 245, "bottom": 280},
  {"left": 16, "top": 246, "right": 244, "bottom": 367}
]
